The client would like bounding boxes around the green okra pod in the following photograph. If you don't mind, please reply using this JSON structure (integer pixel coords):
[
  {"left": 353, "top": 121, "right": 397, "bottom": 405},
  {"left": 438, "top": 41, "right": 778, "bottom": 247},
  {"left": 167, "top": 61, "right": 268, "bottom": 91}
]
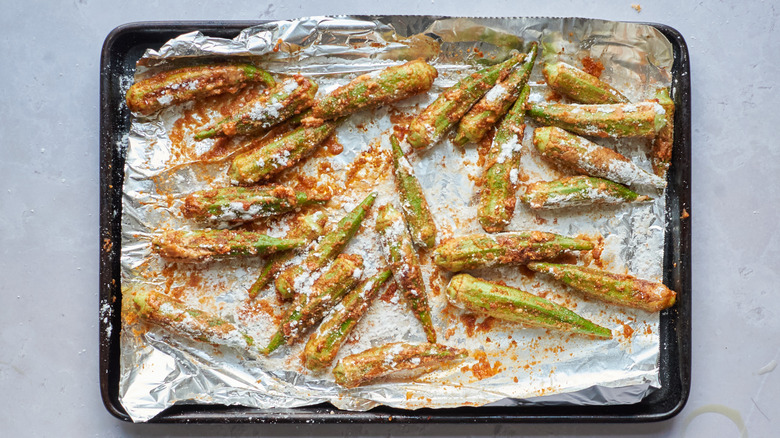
[
  {"left": 375, "top": 204, "right": 437, "bottom": 343},
  {"left": 181, "top": 185, "right": 330, "bottom": 226},
  {"left": 228, "top": 118, "right": 341, "bottom": 184},
  {"left": 432, "top": 231, "right": 594, "bottom": 272},
  {"left": 309, "top": 59, "right": 438, "bottom": 122},
  {"left": 152, "top": 229, "right": 304, "bottom": 263},
  {"left": 446, "top": 273, "right": 612, "bottom": 338},
  {"left": 228, "top": 119, "right": 341, "bottom": 184},
  {"left": 126, "top": 64, "right": 275, "bottom": 116},
  {"left": 477, "top": 83, "right": 531, "bottom": 233},
  {"left": 542, "top": 61, "right": 629, "bottom": 104},
  {"left": 390, "top": 134, "right": 437, "bottom": 248},
  {"left": 533, "top": 126, "right": 666, "bottom": 189},
  {"left": 247, "top": 211, "right": 328, "bottom": 301},
  {"left": 263, "top": 253, "right": 364, "bottom": 354},
  {"left": 275, "top": 192, "right": 377, "bottom": 299},
  {"left": 195, "top": 75, "right": 318, "bottom": 140},
  {"left": 332, "top": 342, "right": 468, "bottom": 388},
  {"left": 527, "top": 101, "right": 667, "bottom": 138},
  {"left": 131, "top": 287, "right": 255, "bottom": 351},
  {"left": 406, "top": 54, "right": 522, "bottom": 150},
  {"left": 527, "top": 262, "right": 677, "bottom": 312},
  {"left": 453, "top": 42, "right": 538, "bottom": 146},
  {"left": 303, "top": 268, "right": 393, "bottom": 371},
  {"left": 522, "top": 176, "right": 648, "bottom": 210},
  {"left": 651, "top": 87, "right": 675, "bottom": 176}
]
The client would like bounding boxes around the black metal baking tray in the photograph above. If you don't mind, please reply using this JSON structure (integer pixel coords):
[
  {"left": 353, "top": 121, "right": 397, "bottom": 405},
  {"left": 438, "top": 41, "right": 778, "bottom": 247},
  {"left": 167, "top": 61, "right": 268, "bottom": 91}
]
[{"left": 99, "top": 19, "right": 691, "bottom": 423}]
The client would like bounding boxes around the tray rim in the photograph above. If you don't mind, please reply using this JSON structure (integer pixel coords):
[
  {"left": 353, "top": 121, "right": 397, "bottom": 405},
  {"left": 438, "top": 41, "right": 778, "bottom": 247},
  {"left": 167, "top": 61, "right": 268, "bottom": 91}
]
[{"left": 98, "top": 17, "right": 691, "bottom": 424}]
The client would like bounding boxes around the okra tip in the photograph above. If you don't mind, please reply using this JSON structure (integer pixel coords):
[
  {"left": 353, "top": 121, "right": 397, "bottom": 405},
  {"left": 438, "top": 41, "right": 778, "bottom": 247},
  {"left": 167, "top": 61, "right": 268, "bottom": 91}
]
[
  {"left": 261, "top": 331, "right": 285, "bottom": 356},
  {"left": 590, "top": 325, "right": 613, "bottom": 339},
  {"left": 193, "top": 128, "right": 218, "bottom": 140}
]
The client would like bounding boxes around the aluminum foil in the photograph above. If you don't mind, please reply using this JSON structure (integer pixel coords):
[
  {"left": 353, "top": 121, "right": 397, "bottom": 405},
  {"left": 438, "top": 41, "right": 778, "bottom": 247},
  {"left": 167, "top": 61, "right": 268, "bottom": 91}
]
[{"left": 118, "top": 16, "right": 673, "bottom": 422}]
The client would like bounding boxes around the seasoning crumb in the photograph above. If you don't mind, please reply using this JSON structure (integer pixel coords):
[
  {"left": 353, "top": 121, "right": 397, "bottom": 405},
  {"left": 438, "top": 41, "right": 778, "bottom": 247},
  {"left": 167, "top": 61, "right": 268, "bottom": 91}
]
[
  {"left": 681, "top": 208, "right": 690, "bottom": 219},
  {"left": 631, "top": 3, "right": 642, "bottom": 12},
  {"left": 581, "top": 57, "right": 605, "bottom": 78}
]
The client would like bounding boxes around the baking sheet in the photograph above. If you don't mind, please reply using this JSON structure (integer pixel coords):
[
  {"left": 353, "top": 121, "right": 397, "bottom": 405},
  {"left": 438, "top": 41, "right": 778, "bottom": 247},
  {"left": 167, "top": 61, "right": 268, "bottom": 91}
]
[{"left": 99, "top": 15, "right": 696, "bottom": 422}]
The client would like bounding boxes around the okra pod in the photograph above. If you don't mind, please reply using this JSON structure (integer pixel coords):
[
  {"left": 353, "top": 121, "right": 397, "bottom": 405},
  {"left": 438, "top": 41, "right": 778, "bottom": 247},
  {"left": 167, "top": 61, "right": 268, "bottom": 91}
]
[
  {"left": 152, "top": 229, "right": 304, "bottom": 263},
  {"left": 651, "top": 87, "right": 675, "bottom": 176},
  {"left": 446, "top": 273, "right": 612, "bottom": 338},
  {"left": 527, "top": 262, "right": 677, "bottom": 312},
  {"left": 228, "top": 118, "right": 341, "bottom": 184},
  {"left": 195, "top": 75, "right": 317, "bottom": 139},
  {"left": 522, "top": 176, "right": 648, "bottom": 210},
  {"left": 477, "top": 83, "right": 531, "bottom": 232},
  {"left": 542, "top": 61, "right": 629, "bottom": 104},
  {"left": 527, "top": 101, "right": 667, "bottom": 138},
  {"left": 432, "top": 231, "right": 594, "bottom": 272},
  {"left": 126, "top": 64, "right": 275, "bottom": 116},
  {"left": 303, "top": 269, "right": 393, "bottom": 371},
  {"left": 131, "top": 288, "right": 255, "bottom": 351},
  {"left": 390, "top": 134, "right": 437, "bottom": 248},
  {"left": 375, "top": 204, "right": 437, "bottom": 343},
  {"left": 453, "top": 42, "right": 537, "bottom": 146},
  {"left": 247, "top": 211, "right": 328, "bottom": 301},
  {"left": 275, "top": 192, "right": 377, "bottom": 299},
  {"left": 406, "top": 54, "right": 522, "bottom": 150},
  {"left": 181, "top": 185, "right": 330, "bottom": 226},
  {"left": 263, "top": 254, "right": 364, "bottom": 354},
  {"left": 332, "top": 342, "right": 468, "bottom": 388},
  {"left": 533, "top": 126, "right": 666, "bottom": 189},
  {"left": 310, "top": 59, "right": 438, "bottom": 121}
]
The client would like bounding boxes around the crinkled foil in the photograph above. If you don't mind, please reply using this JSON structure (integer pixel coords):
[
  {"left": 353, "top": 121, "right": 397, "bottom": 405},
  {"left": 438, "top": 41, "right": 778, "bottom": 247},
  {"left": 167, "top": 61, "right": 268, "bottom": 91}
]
[{"left": 118, "top": 16, "right": 673, "bottom": 422}]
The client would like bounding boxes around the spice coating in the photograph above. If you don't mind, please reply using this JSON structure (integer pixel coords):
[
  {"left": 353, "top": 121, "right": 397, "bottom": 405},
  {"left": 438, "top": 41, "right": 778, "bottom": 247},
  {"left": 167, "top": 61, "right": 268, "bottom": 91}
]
[
  {"left": 406, "top": 54, "right": 523, "bottom": 149},
  {"left": 533, "top": 126, "right": 666, "bottom": 189},
  {"left": 264, "top": 253, "right": 364, "bottom": 354},
  {"left": 275, "top": 192, "right": 376, "bottom": 299},
  {"left": 375, "top": 204, "right": 437, "bottom": 343},
  {"left": 195, "top": 75, "right": 317, "bottom": 139},
  {"left": 477, "top": 83, "right": 531, "bottom": 232},
  {"left": 522, "top": 176, "right": 648, "bottom": 209},
  {"left": 228, "top": 119, "right": 341, "bottom": 184},
  {"left": 446, "top": 274, "right": 612, "bottom": 338},
  {"left": 527, "top": 262, "right": 676, "bottom": 312},
  {"left": 181, "top": 185, "right": 330, "bottom": 226},
  {"left": 542, "top": 61, "right": 629, "bottom": 104},
  {"left": 390, "top": 134, "right": 437, "bottom": 248},
  {"left": 247, "top": 212, "right": 328, "bottom": 301},
  {"left": 303, "top": 269, "right": 393, "bottom": 371},
  {"left": 432, "top": 231, "right": 594, "bottom": 272},
  {"left": 651, "top": 87, "right": 675, "bottom": 176},
  {"left": 310, "top": 59, "right": 438, "bottom": 121},
  {"left": 126, "top": 64, "right": 275, "bottom": 115},
  {"left": 332, "top": 342, "right": 468, "bottom": 388},
  {"left": 454, "top": 42, "right": 538, "bottom": 146},
  {"left": 152, "top": 230, "right": 304, "bottom": 263},
  {"left": 132, "top": 288, "right": 255, "bottom": 350},
  {"left": 527, "top": 101, "right": 666, "bottom": 138}
]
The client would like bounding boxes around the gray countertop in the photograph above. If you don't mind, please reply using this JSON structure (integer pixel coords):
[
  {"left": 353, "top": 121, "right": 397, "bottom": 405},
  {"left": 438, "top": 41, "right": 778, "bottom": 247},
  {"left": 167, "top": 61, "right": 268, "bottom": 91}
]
[{"left": 1, "top": 1, "right": 778, "bottom": 436}]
